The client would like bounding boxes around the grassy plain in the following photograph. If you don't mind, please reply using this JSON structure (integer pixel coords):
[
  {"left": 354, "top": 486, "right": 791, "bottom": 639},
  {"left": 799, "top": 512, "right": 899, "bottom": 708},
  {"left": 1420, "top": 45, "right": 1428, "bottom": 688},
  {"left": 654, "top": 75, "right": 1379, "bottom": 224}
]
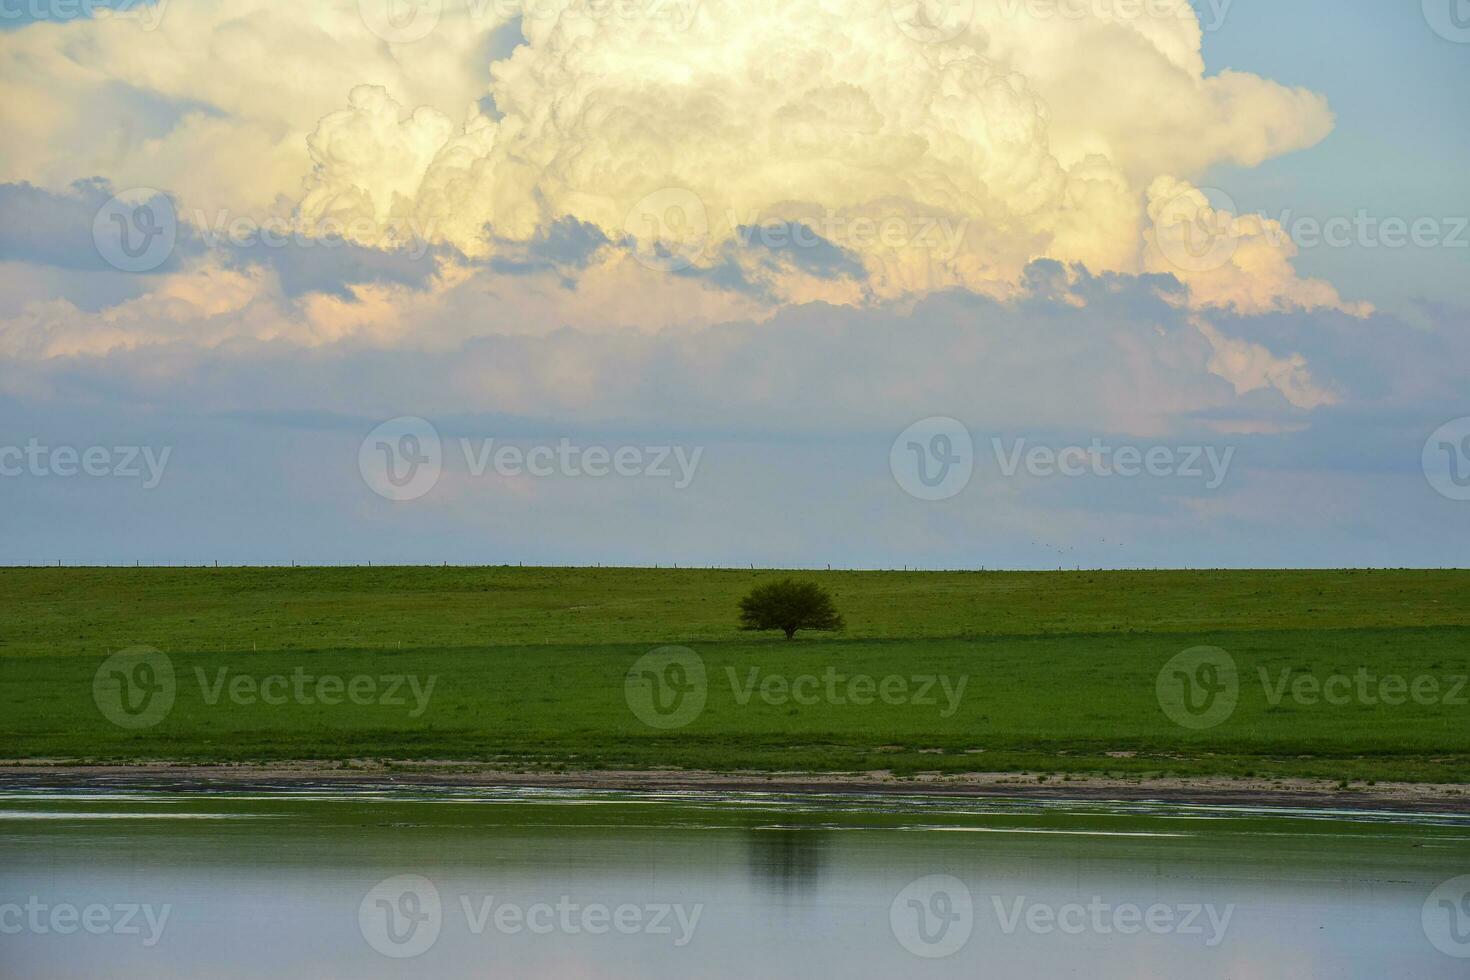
[{"left": 1, "top": 566, "right": 1466, "bottom": 783}]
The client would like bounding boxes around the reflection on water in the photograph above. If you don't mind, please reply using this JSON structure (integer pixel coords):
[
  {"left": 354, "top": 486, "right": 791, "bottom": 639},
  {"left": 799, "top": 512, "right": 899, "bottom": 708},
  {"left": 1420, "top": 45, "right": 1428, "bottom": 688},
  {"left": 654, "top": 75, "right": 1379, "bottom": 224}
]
[
  {"left": 0, "top": 787, "right": 1467, "bottom": 978},
  {"left": 747, "top": 827, "right": 828, "bottom": 897}
]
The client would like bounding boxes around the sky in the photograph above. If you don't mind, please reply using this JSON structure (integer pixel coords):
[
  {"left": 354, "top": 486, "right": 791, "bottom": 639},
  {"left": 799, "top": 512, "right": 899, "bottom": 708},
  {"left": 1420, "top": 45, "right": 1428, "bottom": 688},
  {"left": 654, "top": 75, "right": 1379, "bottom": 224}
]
[{"left": 0, "top": 0, "right": 1466, "bottom": 569}]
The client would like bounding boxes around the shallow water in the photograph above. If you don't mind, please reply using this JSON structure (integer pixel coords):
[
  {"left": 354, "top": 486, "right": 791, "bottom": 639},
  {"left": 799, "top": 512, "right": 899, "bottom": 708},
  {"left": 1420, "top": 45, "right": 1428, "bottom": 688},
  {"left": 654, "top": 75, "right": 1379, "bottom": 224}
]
[{"left": 1, "top": 788, "right": 1468, "bottom": 978}]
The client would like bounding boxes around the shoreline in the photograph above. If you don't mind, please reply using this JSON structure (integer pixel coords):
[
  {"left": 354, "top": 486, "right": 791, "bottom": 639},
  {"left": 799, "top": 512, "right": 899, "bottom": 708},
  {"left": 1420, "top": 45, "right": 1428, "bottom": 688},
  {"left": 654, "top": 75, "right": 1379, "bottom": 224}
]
[{"left": 2, "top": 762, "right": 1468, "bottom": 814}]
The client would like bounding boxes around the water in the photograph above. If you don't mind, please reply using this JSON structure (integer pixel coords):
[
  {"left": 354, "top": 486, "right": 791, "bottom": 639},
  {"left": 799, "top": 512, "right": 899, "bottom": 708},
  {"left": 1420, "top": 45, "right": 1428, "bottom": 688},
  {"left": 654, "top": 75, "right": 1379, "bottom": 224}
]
[{"left": 1, "top": 787, "right": 1468, "bottom": 978}]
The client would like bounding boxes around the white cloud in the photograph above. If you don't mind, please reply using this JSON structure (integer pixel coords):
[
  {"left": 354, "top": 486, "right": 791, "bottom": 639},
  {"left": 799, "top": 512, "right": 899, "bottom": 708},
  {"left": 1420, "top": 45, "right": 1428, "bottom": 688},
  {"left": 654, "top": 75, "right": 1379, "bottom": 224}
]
[
  {"left": 0, "top": 0, "right": 1344, "bottom": 312},
  {"left": 1144, "top": 177, "right": 1371, "bottom": 316},
  {"left": 1193, "top": 317, "right": 1335, "bottom": 411},
  {"left": 0, "top": 0, "right": 509, "bottom": 215}
]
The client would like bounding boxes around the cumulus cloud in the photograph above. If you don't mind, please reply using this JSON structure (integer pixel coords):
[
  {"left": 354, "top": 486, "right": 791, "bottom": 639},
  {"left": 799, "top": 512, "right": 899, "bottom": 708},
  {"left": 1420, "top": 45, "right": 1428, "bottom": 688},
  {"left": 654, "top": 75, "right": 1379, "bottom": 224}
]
[
  {"left": 1144, "top": 177, "right": 1371, "bottom": 316},
  {"left": 283, "top": 0, "right": 1339, "bottom": 309},
  {"left": 0, "top": 0, "right": 1354, "bottom": 317},
  {"left": 1193, "top": 318, "right": 1335, "bottom": 411},
  {"left": 0, "top": 259, "right": 1342, "bottom": 437},
  {"left": 0, "top": 0, "right": 1391, "bottom": 430},
  {"left": 4, "top": 1, "right": 1463, "bottom": 570},
  {"left": 0, "top": 0, "right": 509, "bottom": 215}
]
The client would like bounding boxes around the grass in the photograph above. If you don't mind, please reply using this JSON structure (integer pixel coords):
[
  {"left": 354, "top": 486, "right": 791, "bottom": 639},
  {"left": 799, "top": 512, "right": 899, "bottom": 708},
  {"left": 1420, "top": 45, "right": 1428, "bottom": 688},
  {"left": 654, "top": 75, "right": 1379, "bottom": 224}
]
[{"left": 1, "top": 566, "right": 1467, "bottom": 783}]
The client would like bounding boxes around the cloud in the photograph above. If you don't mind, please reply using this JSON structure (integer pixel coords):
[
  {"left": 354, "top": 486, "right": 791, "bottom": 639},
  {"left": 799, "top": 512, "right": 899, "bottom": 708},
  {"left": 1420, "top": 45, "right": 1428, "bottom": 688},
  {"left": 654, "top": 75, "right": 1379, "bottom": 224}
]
[
  {"left": 0, "top": 249, "right": 1458, "bottom": 568},
  {"left": 486, "top": 216, "right": 612, "bottom": 282},
  {"left": 221, "top": 235, "right": 447, "bottom": 300},
  {"left": 0, "top": 0, "right": 510, "bottom": 215},
  {"left": 1193, "top": 318, "right": 1334, "bottom": 411},
  {"left": 4, "top": 0, "right": 1452, "bottom": 571},
  {"left": 280, "top": 0, "right": 1335, "bottom": 307},
  {"left": 0, "top": 176, "right": 453, "bottom": 337},
  {"left": 0, "top": 262, "right": 1333, "bottom": 435},
  {"left": 669, "top": 222, "right": 868, "bottom": 304},
  {"left": 0, "top": 179, "right": 188, "bottom": 272},
  {"left": 1144, "top": 177, "right": 1371, "bottom": 316},
  {"left": 0, "top": 0, "right": 1352, "bottom": 317}
]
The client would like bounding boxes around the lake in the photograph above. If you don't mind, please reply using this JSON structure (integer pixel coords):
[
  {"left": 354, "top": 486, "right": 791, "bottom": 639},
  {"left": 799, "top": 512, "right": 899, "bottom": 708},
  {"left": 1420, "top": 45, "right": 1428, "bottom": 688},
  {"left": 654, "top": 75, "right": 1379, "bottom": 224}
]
[{"left": 1, "top": 787, "right": 1468, "bottom": 977}]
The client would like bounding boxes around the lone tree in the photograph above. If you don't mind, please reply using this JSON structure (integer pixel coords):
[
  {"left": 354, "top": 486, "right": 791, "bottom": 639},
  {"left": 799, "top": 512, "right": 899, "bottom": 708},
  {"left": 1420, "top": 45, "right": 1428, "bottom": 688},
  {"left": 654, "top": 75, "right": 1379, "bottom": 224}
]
[{"left": 738, "top": 578, "right": 845, "bottom": 640}]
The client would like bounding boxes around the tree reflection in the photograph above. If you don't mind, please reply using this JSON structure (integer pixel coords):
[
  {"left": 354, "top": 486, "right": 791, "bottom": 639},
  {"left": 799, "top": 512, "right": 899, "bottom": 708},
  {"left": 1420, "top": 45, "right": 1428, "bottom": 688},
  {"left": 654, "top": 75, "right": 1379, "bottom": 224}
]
[{"left": 747, "top": 827, "right": 828, "bottom": 896}]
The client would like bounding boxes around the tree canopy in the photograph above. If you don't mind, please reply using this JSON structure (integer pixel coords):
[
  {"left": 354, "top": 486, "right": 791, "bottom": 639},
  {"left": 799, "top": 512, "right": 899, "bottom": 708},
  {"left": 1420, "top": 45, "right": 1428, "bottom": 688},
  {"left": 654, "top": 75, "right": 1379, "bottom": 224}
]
[{"left": 737, "top": 579, "right": 845, "bottom": 639}]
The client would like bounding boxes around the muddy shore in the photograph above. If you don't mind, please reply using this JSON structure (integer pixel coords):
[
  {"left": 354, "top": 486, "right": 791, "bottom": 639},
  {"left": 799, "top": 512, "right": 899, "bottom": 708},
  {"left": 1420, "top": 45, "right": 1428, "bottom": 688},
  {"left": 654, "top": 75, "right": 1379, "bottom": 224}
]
[{"left": 3, "top": 762, "right": 1468, "bottom": 814}]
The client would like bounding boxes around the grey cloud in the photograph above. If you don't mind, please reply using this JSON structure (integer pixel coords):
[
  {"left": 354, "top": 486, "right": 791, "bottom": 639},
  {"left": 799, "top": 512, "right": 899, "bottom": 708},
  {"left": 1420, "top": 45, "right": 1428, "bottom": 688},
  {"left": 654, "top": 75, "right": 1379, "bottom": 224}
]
[
  {"left": 0, "top": 179, "right": 193, "bottom": 273},
  {"left": 1, "top": 268, "right": 1463, "bottom": 568}
]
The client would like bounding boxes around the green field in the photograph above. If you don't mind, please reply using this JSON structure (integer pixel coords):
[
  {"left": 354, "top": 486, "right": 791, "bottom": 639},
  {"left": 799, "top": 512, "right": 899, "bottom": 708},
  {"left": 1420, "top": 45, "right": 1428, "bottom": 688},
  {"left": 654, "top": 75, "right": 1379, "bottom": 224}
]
[{"left": 1, "top": 566, "right": 1468, "bottom": 783}]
